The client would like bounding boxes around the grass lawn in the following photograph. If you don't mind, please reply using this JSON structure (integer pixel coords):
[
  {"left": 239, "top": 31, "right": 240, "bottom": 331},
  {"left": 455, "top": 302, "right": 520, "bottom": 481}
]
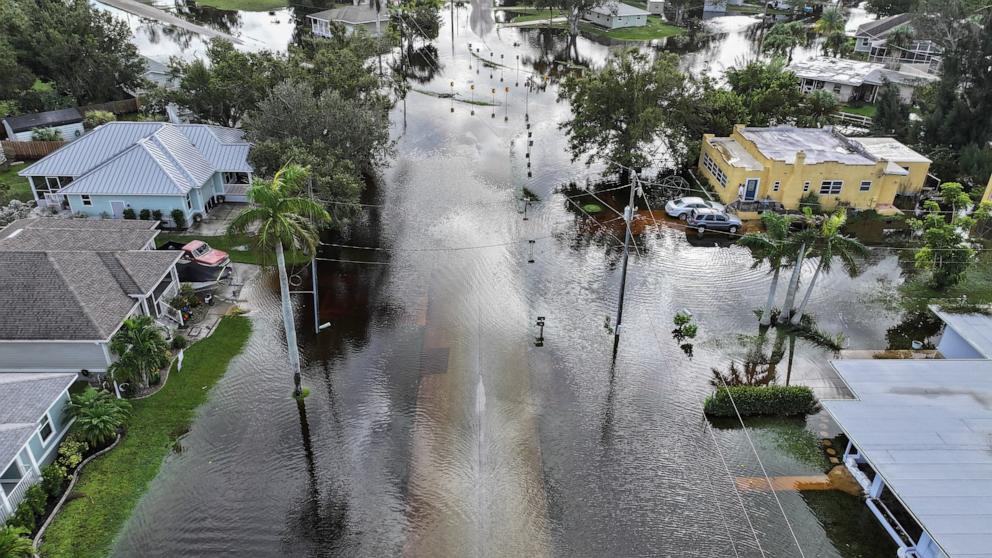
[
  {"left": 194, "top": 0, "right": 287, "bottom": 11},
  {"left": 581, "top": 16, "right": 683, "bottom": 41},
  {"left": 156, "top": 233, "right": 310, "bottom": 266},
  {"left": 0, "top": 162, "right": 33, "bottom": 202},
  {"left": 509, "top": 8, "right": 563, "bottom": 23},
  {"left": 840, "top": 103, "right": 877, "bottom": 118},
  {"left": 39, "top": 316, "right": 252, "bottom": 558},
  {"left": 898, "top": 249, "right": 992, "bottom": 312}
]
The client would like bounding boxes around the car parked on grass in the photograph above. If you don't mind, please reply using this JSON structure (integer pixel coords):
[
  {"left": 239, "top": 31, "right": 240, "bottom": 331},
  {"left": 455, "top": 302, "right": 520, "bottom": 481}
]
[
  {"left": 665, "top": 197, "right": 725, "bottom": 220},
  {"left": 686, "top": 208, "right": 742, "bottom": 234},
  {"left": 160, "top": 240, "right": 231, "bottom": 268}
]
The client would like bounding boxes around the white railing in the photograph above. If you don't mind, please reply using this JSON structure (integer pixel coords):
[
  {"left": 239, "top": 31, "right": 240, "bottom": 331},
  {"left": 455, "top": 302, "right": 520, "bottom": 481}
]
[
  {"left": 159, "top": 300, "right": 184, "bottom": 326},
  {"left": 2, "top": 469, "right": 40, "bottom": 517}
]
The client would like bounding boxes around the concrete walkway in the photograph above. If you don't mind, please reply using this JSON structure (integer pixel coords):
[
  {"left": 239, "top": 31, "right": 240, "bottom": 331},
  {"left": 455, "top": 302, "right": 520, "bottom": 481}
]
[
  {"left": 500, "top": 16, "right": 567, "bottom": 28},
  {"left": 97, "top": 0, "right": 243, "bottom": 44}
]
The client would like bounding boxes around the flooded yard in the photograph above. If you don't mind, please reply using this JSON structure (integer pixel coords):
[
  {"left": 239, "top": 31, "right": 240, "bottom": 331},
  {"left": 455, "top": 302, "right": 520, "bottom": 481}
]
[{"left": 111, "top": 1, "right": 911, "bottom": 556}]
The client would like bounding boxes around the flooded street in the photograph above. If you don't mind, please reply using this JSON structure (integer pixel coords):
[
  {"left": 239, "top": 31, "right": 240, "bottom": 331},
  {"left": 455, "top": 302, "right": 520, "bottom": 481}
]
[{"left": 115, "top": 1, "right": 905, "bottom": 556}]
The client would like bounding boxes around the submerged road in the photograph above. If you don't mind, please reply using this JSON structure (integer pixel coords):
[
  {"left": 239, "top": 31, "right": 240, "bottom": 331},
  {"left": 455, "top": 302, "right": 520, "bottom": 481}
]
[{"left": 97, "top": 0, "right": 243, "bottom": 44}]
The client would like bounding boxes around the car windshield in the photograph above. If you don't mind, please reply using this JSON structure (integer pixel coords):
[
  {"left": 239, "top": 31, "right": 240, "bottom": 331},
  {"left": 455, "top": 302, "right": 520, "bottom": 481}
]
[
  {"left": 192, "top": 244, "right": 210, "bottom": 257},
  {"left": 673, "top": 200, "right": 685, "bottom": 206}
]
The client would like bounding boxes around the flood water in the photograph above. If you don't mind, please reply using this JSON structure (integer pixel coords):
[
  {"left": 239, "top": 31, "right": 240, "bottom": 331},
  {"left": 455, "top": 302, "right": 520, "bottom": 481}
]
[{"left": 113, "top": 1, "right": 908, "bottom": 557}]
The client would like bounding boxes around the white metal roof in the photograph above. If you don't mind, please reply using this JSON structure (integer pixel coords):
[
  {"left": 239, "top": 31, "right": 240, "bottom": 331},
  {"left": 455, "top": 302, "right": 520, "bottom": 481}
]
[
  {"left": 931, "top": 308, "right": 992, "bottom": 359},
  {"left": 824, "top": 360, "right": 992, "bottom": 558}
]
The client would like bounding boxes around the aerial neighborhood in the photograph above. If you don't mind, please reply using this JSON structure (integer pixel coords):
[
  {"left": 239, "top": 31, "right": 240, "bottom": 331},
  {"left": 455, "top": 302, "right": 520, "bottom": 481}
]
[{"left": 1, "top": 0, "right": 991, "bottom": 556}]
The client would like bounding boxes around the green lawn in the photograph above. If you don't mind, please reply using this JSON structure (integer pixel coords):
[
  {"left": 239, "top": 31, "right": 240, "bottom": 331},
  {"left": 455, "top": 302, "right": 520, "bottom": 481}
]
[
  {"left": 0, "top": 163, "right": 33, "bottom": 202},
  {"left": 194, "top": 0, "right": 287, "bottom": 11},
  {"left": 898, "top": 249, "right": 992, "bottom": 312},
  {"left": 581, "top": 16, "right": 684, "bottom": 41},
  {"left": 39, "top": 316, "right": 252, "bottom": 558},
  {"left": 840, "top": 103, "right": 878, "bottom": 118},
  {"left": 509, "top": 8, "right": 563, "bottom": 23},
  {"left": 156, "top": 233, "right": 310, "bottom": 266}
]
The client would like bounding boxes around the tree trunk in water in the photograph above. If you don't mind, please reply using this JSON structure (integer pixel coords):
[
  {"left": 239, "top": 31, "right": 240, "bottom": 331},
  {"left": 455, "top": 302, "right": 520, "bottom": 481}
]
[
  {"left": 760, "top": 267, "right": 780, "bottom": 326},
  {"left": 783, "top": 242, "right": 806, "bottom": 317},
  {"left": 276, "top": 243, "right": 304, "bottom": 397},
  {"left": 569, "top": 7, "right": 580, "bottom": 37},
  {"left": 791, "top": 261, "right": 823, "bottom": 325}
]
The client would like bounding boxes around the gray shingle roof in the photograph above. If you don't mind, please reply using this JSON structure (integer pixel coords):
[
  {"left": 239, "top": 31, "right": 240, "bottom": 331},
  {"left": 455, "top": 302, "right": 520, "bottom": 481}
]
[
  {"left": 0, "top": 218, "right": 158, "bottom": 234},
  {"left": 0, "top": 373, "right": 76, "bottom": 470},
  {"left": 855, "top": 13, "right": 913, "bottom": 39},
  {"left": 17, "top": 122, "right": 252, "bottom": 193},
  {"left": 309, "top": 4, "right": 385, "bottom": 24},
  {"left": 0, "top": 250, "right": 180, "bottom": 341},
  {"left": 0, "top": 228, "right": 158, "bottom": 252},
  {"left": 2, "top": 108, "right": 83, "bottom": 134}
]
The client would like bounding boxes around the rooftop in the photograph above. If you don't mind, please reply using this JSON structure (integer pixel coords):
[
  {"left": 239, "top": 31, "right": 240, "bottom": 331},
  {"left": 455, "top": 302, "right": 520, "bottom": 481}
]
[
  {"left": 2, "top": 108, "right": 83, "bottom": 134},
  {"left": 931, "top": 308, "right": 992, "bottom": 359},
  {"left": 0, "top": 219, "right": 159, "bottom": 252},
  {"left": 855, "top": 13, "right": 914, "bottom": 39},
  {"left": 850, "top": 137, "right": 933, "bottom": 164},
  {"left": 824, "top": 359, "right": 992, "bottom": 558},
  {"left": 0, "top": 250, "right": 181, "bottom": 341},
  {"left": 0, "top": 373, "right": 76, "bottom": 470},
  {"left": 588, "top": 1, "right": 651, "bottom": 16},
  {"left": 710, "top": 136, "right": 763, "bottom": 170},
  {"left": 18, "top": 122, "right": 252, "bottom": 193},
  {"left": 732, "top": 125, "right": 928, "bottom": 167},
  {"left": 787, "top": 56, "right": 938, "bottom": 88},
  {"left": 308, "top": 4, "right": 387, "bottom": 24}
]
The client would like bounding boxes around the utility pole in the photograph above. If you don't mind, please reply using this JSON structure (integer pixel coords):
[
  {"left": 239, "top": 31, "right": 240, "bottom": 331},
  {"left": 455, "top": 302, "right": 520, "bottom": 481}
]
[{"left": 613, "top": 173, "right": 640, "bottom": 347}]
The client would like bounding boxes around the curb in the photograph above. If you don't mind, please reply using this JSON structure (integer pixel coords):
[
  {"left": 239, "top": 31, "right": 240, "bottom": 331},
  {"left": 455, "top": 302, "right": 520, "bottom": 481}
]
[{"left": 32, "top": 432, "right": 124, "bottom": 556}]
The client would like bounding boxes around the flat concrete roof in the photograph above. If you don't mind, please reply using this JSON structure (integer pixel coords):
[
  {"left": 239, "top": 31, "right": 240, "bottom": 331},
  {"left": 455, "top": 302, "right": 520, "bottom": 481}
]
[
  {"left": 851, "top": 137, "right": 932, "bottom": 164},
  {"left": 709, "top": 137, "right": 763, "bottom": 170},
  {"left": 739, "top": 126, "right": 874, "bottom": 165},
  {"left": 824, "top": 360, "right": 992, "bottom": 558},
  {"left": 931, "top": 308, "right": 992, "bottom": 359}
]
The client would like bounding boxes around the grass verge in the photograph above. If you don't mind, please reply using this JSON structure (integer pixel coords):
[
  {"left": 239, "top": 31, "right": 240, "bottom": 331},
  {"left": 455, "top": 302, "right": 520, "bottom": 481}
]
[
  {"left": 580, "top": 16, "right": 683, "bottom": 41},
  {"left": 156, "top": 233, "right": 309, "bottom": 266},
  {"left": 194, "top": 0, "right": 287, "bottom": 11},
  {"left": 39, "top": 316, "right": 252, "bottom": 558},
  {"left": 509, "top": 8, "right": 562, "bottom": 23},
  {"left": 0, "top": 163, "right": 34, "bottom": 202},
  {"left": 840, "top": 103, "right": 877, "bottom": 118}
]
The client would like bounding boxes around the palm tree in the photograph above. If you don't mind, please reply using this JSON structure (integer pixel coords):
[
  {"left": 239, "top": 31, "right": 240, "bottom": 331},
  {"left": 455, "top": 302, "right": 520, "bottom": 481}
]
[
  {"left": 814, "top": 8, "right": 847, "bottom": 56},
  {"left": 108, "top": 315, "right": 170, "bottom": 389},
  {"left": 737, "top": 212, "right": 794, "bottom": 326},
  {"left": 782, "top": 210, "right": 817, "bottom": 318},
  {"left": 763, "top": 21, "right": 805, "bottom": 63},
  {"left": 228, "top": 163, "right": 331, "bottom": 398},
  {"left": 0, "top": 525, "right": 34, "bottom": 558},
  {"left": 66, "top": 387, "right": 132, "bottom": 446},
  {"left": 790, "top": 210, "right": 869, "bottom": 325}
]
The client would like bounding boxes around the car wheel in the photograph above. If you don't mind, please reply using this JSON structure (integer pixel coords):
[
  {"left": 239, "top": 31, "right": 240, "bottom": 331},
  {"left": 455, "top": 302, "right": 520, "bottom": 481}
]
[
  {"left": 729, "top": 225, "right": 738, "bottom": 234},
  {"left": 679, "top": 214, "right": 688, "bottom": 221}
]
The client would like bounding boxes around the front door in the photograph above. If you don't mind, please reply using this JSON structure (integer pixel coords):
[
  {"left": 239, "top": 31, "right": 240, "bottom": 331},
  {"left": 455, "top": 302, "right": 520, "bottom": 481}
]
[
  {"left": 744, "top": 179, "right": 759, "bottom": 201},
  {"left": 110, "top": 201, "right": 126, "bottom": 219}
]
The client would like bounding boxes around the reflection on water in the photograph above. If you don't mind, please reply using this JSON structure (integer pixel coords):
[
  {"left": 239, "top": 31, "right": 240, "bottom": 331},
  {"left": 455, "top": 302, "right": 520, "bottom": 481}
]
[{"left": 112, "top": 1, "right": 905, "bottom": 557}]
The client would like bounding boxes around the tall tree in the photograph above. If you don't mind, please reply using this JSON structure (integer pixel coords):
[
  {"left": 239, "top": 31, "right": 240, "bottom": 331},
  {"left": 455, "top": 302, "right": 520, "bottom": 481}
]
[
  {"left": 726, "top": 59, "right": 805, "bottom": 126},
  {"left": 535, "top": 0, "right": 606, "bottom": 38},
  {"left": 872, "top": 81, "right": 910, "bottom": 137},
  {"left": 791, "top": 210, "right": 869, "bottom": 324},
  {"left": 108, "top": 315, "right": 170, "bottom": 389},
  {"left": 866, "top": 0, "right": 913, "bottom": 16},
  {"left": 762, "top": 21, "right": 806, "bottom": 63},
  {"left": 558, "top": 50, "right": 694, "bottom": 182},
  {"left": 228, "top": 164, "right": 331, "bottom": 398},
  {"left": 800, "top": 89, "right": 839, "bottom": 127},
  {"left": 167, "top": 39, "right": 287, "bottom": 127},
  {"left": 738, "top": 212, "right": 794, "bottom": 326},
  {"left": 814, "top": 7, "right": 848, "bottom": 56}
]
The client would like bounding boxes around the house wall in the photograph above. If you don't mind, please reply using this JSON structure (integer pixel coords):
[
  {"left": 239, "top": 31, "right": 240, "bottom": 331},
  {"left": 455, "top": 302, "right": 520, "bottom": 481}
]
[
  {"left": 698, "top": 128, "right": 930, "bottom": 211},
  {"left": 855, "top": 36, "right": 872, "bottom": 52},
  {"left": 26, "top": 390, "right": 72, "bottom": 467},
  {"left": 0, "top": 341, "right": 110, "bottom": 372},
  {"left": 983, "top": 175, "right": 992, "bottom": 203},
  {"left": 66, "top": 193, "right": 192, "bottom": 224},
  {"left": 937, "top": 328, "right": 984, "bottom": 359},
  {"left": 9, "top": 122, "right": 84, "bottom": 143},
  {"left": 647, "top": 0, "right": 664, "bottom": 14},
  {"left": 310, "top": 17, "right": 331, "bottom": 37}
]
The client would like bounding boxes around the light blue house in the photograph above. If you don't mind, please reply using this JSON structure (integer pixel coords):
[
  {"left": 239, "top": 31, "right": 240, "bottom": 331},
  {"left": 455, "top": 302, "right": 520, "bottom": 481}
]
[
  {"left": 19, "top": 122, "right": 253, "bottom": 228},
  {"left": 0, "top": 373, "right": 77, "bottom": 524}
]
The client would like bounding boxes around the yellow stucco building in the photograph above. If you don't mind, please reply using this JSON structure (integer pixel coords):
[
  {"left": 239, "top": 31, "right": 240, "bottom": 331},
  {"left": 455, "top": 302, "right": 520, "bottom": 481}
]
[
  {"left": 698, "top": 125, "right": 931, "bottom": 213},
  {"left": 982, "top": 174, "right": 992, "bottom": 203}
]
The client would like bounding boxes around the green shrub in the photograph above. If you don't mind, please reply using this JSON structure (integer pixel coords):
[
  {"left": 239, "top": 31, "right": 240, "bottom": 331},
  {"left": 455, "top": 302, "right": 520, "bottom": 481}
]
[
  {"left": 139, "top": 208, "right": 151, "bottom": 220},
  {"left": 0, "top": 525, "right": 34, "bottom": 557},
  {"left": 704, "top": 385, "right": 818, "bottom": 417},
  {"left": 122, "top": 207, "right": 136, "bottom": 220},
  {"left": 171, "top": 335, "right": 189, "bottom": 350},
  {"left": 66, "top": 388, "right": 131, "bottom": 447},
  {"left": 41, "top": 463, "right": 68, "bottom": 498},
  {"left": 8, "top": 483, "right": 48, "bottom": 532},
  {"left": 152, "top": 209, "right": 163, "bottom": 221},
  {"left": 83, "top": 110, "right": 116, "bottom": 129},
  {"left": 799, "top": 192, "right": 822, "bottom": 214},
  {"left": 31, "top": 127, "right": 63, "bottom": 141},
  {"left": 56, "top": 433, "right": 89, "bottom": 471},
  {"left": 170, "top": 208, "right": 187, "bottom": 230}
]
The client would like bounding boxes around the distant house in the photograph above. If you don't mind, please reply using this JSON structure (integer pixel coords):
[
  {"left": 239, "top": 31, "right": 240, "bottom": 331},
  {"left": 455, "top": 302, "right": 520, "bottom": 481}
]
[
  {"left": 141, "top": 57, "right": 179, "bottom": 91},
  {"left": 18, "top": 121, "right": 253, "bottom": 223},
  {"left": 646, "top": 0, "right": 665, "bottom": 15},
  {"left": 787, "top": 56, "right": 938, "bottom": 104},
  {"left": 699, "top": 124, "right": 932, "bottom": 212},
  {"left": 0, "top": 218, "right": 183, "bottom": 374},
  {"left": 854, "top": 13, "right": 941, "bottom": 70},
  {"left": 1, "top": 108, "right": 84, "bottom": 142},
  {"left": 0, "top": 372, "right": 77, "bottom": 524},
  {"left": 308, "top": 3, "right": 389, "bottom": 37},
  {"left": 584, "top": 2, "right": 650, "bottom": 29}
]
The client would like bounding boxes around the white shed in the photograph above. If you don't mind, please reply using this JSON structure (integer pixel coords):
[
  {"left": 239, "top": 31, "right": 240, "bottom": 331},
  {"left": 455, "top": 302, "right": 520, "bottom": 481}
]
[
  {"left": 584, "top": 2, "right": 650, "bottom": 29},
  {"left": 1, "top": 108, "right": 84, "bottom": 142}
]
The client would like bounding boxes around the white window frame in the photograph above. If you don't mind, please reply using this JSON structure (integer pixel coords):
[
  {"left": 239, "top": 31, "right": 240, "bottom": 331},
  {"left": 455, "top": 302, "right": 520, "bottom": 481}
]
[
  {"left": 820, "top": 180, "right": 843, "bottom": 196},
  {"left": 38, "top": 413, "right": 55, "bottom": 445},
  {"left": 81, "top": 194, "right": 92, "bottom": 206},
  {"left": 859, "top": 180, "right": 872, "bottom": 192},
  {"left": 45, "top": 176, "right": 60, "bottom": 191}
]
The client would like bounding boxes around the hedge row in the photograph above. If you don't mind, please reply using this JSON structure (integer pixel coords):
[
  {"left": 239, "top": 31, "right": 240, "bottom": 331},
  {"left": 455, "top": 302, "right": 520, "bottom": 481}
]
[{"left": 704, "top": 385, "right": 818, "bottom": 417}]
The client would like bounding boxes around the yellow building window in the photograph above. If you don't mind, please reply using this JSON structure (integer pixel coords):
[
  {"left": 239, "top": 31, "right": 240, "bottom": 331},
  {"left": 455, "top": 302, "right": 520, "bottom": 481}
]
[
  {"left": 820, "top": 180, "right": 843, "bottom": 195},
  {"left": 772, "top": 181, "right": 780, "bottom": 192},
  {"left": 803, "top": 181, "right": 810, "bottom": 192},
  {"left": 859, "top": 180, "right": 872, "bottom": 191},
  {"left": 702, "top": 152, "right": 727, "bottom": 187}
]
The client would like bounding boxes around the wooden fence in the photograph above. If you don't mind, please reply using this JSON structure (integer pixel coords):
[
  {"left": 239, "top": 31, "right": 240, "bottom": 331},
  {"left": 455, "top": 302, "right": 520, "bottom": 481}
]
[
  {"left": 80, "top": 97, "right": 141, "bottom": 115},
  {"left": 1, "top": 140, "right": 66, "bottom": 159}
]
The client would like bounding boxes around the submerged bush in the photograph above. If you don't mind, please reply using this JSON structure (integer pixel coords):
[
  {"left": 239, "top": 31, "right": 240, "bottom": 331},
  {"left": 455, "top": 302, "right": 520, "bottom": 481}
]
[{"left": 704, "top": 385, "right": 818, "bottom": 417}]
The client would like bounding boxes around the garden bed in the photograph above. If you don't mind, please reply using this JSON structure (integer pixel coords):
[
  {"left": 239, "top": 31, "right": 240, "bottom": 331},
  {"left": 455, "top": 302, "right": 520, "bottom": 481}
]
[{"left": 38, "top": 316, "right": 252, "bottom": 558}]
